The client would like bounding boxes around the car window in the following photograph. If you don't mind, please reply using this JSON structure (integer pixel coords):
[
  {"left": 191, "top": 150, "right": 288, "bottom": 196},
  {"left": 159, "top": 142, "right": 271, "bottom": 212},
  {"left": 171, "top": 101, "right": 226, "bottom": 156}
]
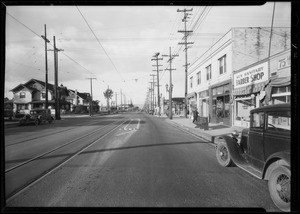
[
  {"left": 267, "top": 111, "right": 291, "bottom": 132},
  {"left": 251, "top": 112, "right": 264, "bottom": 128}
]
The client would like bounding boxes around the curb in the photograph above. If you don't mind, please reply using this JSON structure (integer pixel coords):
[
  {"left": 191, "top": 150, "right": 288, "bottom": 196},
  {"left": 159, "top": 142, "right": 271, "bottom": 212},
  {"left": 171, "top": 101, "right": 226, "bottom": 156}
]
[{"left": 166, "top": 119, "right": 216, "bottom": 147}]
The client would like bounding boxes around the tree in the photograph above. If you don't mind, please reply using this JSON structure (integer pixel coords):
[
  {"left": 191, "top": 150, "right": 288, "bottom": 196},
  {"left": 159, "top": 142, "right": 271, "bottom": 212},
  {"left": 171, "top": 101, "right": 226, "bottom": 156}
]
[{"left": 103, "top": 88, "right": 113, "bottom": 112}]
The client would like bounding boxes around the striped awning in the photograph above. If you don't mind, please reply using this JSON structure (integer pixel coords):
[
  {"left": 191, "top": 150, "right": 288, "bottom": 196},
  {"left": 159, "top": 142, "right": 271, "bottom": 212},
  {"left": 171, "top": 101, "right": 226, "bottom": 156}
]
[{"left": 232, "top": 82, "right": 266, "bottom": 96}]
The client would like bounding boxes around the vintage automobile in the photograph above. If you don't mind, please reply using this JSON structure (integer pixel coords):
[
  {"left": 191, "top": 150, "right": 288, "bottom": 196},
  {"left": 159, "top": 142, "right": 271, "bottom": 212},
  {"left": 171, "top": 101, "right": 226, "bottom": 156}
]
[
  {"left": 19, "top": 108, "right": 54, "bottom": 126},
  {"left": 215, "top": 103, "right": 290, "bottom": 212}
]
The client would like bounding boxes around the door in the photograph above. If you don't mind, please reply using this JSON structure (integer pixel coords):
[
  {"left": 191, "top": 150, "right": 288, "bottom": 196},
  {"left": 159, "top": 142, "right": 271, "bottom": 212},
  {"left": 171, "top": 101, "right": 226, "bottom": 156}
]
[{"left": 248, "top": 111, "right": 265, "bottom": 171}]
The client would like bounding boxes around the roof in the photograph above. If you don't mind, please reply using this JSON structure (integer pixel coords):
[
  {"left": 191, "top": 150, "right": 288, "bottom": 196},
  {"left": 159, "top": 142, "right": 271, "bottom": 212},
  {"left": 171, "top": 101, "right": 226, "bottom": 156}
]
[{"left": 250, "top": 103, "right": 290, "bottom": 113}]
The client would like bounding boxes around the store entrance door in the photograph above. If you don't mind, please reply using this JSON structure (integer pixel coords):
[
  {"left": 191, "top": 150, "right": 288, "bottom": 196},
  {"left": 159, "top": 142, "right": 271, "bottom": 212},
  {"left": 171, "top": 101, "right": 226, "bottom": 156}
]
[{"left": 212, "top": 95, "right": 230, "bottom": 124}]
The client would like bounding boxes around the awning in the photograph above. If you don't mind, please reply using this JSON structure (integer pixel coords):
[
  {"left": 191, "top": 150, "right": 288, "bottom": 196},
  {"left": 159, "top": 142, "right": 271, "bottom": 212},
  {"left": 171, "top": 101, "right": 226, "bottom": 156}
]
[
  {"left": 235, "top": 95, "right": 252, "bottom": 101},
  {"left": 232, "top": 82, "right": 266, "bottom": 96},
  {"left": 264, "top": 76, "right": 291, "bottom": 104}
]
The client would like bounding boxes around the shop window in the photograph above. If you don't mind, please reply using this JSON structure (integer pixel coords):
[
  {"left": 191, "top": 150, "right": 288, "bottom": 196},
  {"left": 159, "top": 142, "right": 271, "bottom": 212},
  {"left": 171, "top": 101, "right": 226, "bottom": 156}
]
[
  {"left": 251, "top": 112, "right": 264, "bottom": 128},
  {"left": 212, "top": 88, "right": 217, "bottom": 96},
  {"left": 20, "top": 92, "right": 26, "bottom": 98},
  {"left": 272, "top": 96, "right": 290, "bottom": 104},
  {"left": 224, "top": 95, "right": 230, "bottom": 117},
  {"left": 218, "top": 55, "right": 227, "bottom": 75},
  {"left": 223, "top": 84, "right": 230, "bottom": 93},
  {"left": 217, "top": 86, "right": 223, "bottom": 95},
  {"left": 212, "top": 98, "right": 217, "bottom": 117},
  {"left": 266, "top": 111, "right": 290, "bottom": 132},
  {"left": 206, "top": 65, "right": 211, "bottom": 81},
  {"left": 190, "top": 76, "right": 193, "bottom": 88}
]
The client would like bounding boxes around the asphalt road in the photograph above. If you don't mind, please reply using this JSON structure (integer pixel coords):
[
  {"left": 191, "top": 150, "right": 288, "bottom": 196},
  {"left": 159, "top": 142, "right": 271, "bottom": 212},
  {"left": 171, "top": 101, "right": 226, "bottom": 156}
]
[{"left": 4, "top": 112, "right": 280, "bottom": 211}]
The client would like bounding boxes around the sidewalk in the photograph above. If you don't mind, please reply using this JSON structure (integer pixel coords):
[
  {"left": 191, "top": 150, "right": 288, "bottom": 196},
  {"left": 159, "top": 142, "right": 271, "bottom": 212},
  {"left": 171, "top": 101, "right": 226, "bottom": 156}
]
[{"left": 164, "top": 116, "right": 244, "bottom": 144}]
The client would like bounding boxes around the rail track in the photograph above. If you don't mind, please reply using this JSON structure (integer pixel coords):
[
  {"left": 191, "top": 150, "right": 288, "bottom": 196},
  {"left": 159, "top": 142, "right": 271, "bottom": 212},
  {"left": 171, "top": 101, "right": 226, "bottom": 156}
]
[{"left": 5, "top": 118, "right": 129, "bottom": 203}]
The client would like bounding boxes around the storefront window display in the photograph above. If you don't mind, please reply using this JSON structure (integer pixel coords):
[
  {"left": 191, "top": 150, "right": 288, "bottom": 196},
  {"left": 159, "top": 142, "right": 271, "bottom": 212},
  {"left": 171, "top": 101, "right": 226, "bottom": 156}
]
[{"left": 212, "top": 84, "right": 230, "bottom": 121}]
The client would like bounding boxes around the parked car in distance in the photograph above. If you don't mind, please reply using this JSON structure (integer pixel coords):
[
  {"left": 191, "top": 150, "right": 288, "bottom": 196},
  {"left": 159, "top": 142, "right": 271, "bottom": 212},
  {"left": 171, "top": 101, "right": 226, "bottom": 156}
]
[
  {"left": 148, "top": 110, "right": 154, "bottom": 115},
  {"left": 215, "top": 103, "right": 290, "bottom": 212},
  {"left": 19, "top": 108, "right": 54, "bottom": 126}
]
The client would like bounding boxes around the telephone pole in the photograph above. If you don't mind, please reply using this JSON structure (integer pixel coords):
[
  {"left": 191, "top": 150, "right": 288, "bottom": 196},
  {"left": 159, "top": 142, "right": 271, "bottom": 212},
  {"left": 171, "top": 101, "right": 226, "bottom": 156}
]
[
  {"left": 178, "top": 8, "right": 194, "bottom": 118},
  {"left": 41, "top": 24, "right": 50, "bottom": 109},
  {"left": 49, "top": 36, "right": 64, "bottom": 120},
  {"left": 87, "top": 78, "right": 96, "bottom": 116},
  {"left": 150, "top": 74, "right": 157, "bottom": 111},
  {"left": 162, "top": 47, "right": 178, "bottom": 120},
  {"left": 151, "top": 52, "right": 163, "bottom": 116}
]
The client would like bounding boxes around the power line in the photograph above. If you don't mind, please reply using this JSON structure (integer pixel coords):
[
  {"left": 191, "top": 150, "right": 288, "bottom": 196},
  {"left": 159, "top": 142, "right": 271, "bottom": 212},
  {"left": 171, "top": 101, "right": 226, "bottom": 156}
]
[
  {"left": 76, "top": 6, "right": 125, "bottom": 82},
  {"left": 6, "top": 9, "right": 107, "bottom": 87}
]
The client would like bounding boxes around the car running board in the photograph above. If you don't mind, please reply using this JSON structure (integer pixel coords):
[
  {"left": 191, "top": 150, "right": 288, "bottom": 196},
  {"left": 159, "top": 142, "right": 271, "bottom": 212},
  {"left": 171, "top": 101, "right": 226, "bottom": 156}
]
[{"left": 237, "top": 164, "right": 263, "bottom": 179}]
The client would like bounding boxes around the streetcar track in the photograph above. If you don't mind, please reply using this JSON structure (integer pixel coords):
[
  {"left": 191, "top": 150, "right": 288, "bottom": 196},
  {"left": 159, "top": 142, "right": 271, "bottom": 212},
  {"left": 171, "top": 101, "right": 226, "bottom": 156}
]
[
  {"left": 6, "top": 118, "right": 129, "bottom": 203},
  {"left": 5, "top": 119, "right": 112, "bottom": 147},
  {"left": 5, "top": 119, "right": 126, "bottom": 173}
]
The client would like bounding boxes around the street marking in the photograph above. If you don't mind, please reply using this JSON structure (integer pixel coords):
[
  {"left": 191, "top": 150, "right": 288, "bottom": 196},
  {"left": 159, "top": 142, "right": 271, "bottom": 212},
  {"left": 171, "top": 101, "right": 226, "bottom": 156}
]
[
  {"left": 136, "top": 118, "right": 141, "bottom": 130},
  {"left": 116, "top": 130, "right": 137, "bottom": 136},
  {"left": 123, "top": 119, "right": 132, "bottom": 130}
]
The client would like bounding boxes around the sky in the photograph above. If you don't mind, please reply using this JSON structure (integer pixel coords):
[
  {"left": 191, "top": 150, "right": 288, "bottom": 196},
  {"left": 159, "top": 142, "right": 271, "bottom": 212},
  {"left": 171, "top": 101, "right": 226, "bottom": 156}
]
[{"left": 4, "top": 2, "right": 291, "bottom": 107}]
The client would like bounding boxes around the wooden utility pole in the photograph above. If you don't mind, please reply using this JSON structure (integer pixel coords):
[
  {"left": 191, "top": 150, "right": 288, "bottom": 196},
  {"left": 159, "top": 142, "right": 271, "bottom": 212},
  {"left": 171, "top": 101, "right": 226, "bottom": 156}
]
[
  {"left": 151, "top": 53, "right": 163, "bottom": 116},
  {"left": 41, "top": 24, "right": 50, "bottom": 109},
  {"left": 162, "top": 47, "right": 178, "bottom": 120},
  {"left": 87, "top": 78, "right": 96, "bottom": 116},
  {"left": 51, "top": 36, "right": 64, "bottom": 120},
  {"left": 150, "top": 74, "right": 157, "bottom": 111},
  {"left": 178, "top": 8, "right": 194, "bottom": 118}
]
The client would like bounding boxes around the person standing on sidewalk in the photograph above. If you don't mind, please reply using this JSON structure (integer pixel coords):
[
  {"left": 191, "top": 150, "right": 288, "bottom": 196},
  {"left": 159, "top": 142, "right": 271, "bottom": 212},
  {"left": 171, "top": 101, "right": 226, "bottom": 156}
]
[{"left": 192, "top": 109, "right": 199, "bottom": 123}]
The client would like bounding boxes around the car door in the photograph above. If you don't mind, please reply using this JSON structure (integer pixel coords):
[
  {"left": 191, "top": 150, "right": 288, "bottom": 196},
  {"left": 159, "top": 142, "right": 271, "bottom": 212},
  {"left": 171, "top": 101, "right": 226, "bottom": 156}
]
[
  {"left": 263, "top": 110, "right": 291, "bottom": 160},
  {"left": 248, "top": 111, "right": 265, "bottom": 172}
]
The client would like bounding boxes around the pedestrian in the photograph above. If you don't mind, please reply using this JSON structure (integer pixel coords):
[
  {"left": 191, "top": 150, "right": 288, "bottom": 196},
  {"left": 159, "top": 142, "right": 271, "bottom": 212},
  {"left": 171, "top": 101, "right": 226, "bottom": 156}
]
[{"left": 192, "top": 109, "right": 198, "bottom": 123}]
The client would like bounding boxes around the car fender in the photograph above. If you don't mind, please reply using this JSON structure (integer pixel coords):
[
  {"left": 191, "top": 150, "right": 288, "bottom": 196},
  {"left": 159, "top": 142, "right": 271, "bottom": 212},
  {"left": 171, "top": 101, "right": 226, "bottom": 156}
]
[
  {"left": 217, "top": 135, "right": 248, "bottom": 167},
  {"left": 263, "top": 151, "right": 290, "bottom": 180}
]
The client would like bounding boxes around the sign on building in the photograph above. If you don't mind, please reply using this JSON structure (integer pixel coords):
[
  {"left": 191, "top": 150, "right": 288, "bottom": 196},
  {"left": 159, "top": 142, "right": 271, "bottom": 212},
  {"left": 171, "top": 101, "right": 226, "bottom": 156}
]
[{"left": 233, "top": 62, "right": 269, "bottom": 89}]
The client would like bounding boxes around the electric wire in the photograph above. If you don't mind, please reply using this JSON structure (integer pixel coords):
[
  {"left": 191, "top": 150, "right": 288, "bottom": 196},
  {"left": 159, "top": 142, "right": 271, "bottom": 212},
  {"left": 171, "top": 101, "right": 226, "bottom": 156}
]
[{"left": 76, "top": 6, "right": 125, "bottom": 83}]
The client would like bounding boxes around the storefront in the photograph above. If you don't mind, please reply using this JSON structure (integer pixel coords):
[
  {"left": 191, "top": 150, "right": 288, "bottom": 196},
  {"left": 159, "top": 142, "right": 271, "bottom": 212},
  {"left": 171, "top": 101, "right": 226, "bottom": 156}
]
[
  {"left": 209, "top": 80, "right": 231, "bottom": 125},
  {"left": 232, "top": 50, "right": 291, "bottom": 128},
  {"left": 198, "top": 90, "right": 209, "bottom": 118}
]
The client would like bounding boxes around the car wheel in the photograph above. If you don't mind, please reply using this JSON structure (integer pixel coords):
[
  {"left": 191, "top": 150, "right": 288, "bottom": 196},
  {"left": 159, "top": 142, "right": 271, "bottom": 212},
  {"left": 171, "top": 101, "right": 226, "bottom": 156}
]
[
  {"left": 268, "top": 165, "right": 290, "bottom": 212},
  {"left": 216, "top": 142, "right": 233, "bottom": 167},
  {"left": 34, "top": 119, "right": 39, "bottom": 126}
]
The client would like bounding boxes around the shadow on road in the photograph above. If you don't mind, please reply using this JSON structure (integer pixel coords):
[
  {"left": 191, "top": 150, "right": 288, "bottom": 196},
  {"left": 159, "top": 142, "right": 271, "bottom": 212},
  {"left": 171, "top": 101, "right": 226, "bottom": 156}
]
[{"left": 5, "top": 141, "right": 203, "bottom": 164}]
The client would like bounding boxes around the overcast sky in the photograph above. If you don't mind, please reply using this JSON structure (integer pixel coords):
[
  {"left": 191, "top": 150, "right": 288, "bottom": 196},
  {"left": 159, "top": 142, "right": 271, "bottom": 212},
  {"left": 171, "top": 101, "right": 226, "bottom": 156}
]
[{"left": 4, "top": 2, "right": 291, "bottom": 106}]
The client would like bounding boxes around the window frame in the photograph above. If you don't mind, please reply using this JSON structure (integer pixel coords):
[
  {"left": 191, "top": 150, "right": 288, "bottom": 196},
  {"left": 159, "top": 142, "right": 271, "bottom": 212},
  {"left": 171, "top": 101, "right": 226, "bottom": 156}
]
[
  {"left": 197, "top": 71, "right": 201, "bottom": 85},
  {"left": 218, "top": 54, "right": 227, "bottom": 75},
  {"left": 206, "top": 65, "right": 211, "bottom": 81},
  {"left": 20, "top": 91, "right": 26, "bottom": 98}
]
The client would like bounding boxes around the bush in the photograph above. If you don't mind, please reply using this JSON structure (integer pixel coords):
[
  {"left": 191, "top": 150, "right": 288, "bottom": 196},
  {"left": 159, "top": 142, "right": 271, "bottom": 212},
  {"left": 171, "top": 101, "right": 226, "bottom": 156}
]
[{"left": 74, "top": 105, "right": 88, "bottom": 114}]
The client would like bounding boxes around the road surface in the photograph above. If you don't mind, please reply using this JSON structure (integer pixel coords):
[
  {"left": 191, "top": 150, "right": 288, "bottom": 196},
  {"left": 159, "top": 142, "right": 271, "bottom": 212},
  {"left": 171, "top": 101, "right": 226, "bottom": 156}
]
[{"left": 4, "top": 112, "right": 279, "bottom": 211}]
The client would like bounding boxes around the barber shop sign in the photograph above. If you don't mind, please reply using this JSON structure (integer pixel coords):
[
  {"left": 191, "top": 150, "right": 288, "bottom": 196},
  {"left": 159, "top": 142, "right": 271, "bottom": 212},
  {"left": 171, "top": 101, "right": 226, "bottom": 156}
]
[{"left": 234, "top": 62, "right": 269, "bottom": 89}]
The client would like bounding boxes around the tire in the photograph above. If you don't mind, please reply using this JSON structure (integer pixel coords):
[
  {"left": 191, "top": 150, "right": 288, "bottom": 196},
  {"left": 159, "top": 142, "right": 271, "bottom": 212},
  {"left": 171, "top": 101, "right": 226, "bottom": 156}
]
[
  {"left": 268, "top": 165, "right": 290, "bottom": 212},
  {"left": 34, "top": 119, "right": 39, "bottom": 126},
  {"left": 216, "top": 142, "right": 233, "bottom": 167}
]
